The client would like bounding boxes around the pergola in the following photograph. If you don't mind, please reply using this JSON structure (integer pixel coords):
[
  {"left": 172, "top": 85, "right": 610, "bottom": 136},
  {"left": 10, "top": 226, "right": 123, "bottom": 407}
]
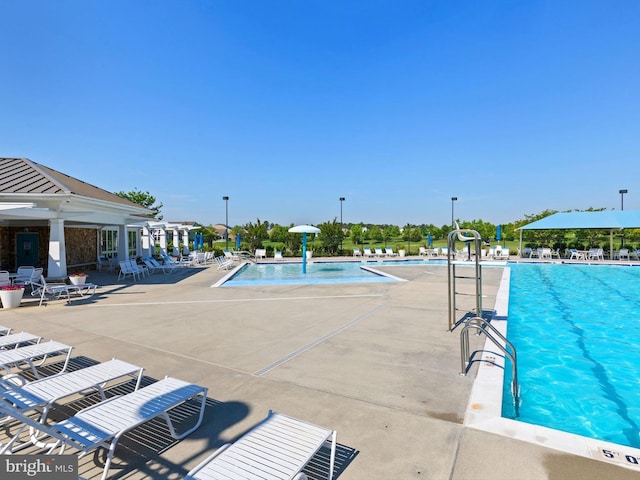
[{"left": 517, "top": 210, "right": 640, "bottom": 256}]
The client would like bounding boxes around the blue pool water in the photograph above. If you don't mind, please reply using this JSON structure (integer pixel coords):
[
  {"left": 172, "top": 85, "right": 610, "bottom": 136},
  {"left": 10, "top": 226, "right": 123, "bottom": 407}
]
[
  {"left": 503, "top": 263, "right": 640, "bottom": 448},
  {"left": 220, "top": 261, "right": 408, "bottom": 286}
]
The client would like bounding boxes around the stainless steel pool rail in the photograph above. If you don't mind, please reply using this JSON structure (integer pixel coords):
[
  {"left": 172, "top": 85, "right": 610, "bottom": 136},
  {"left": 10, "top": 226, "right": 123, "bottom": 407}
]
[
  {"left": 447, "top": 227, "right": 483, "bottom": 331},
  {"left": 460, "top": 316, "right": 520, "bottom": 415}
]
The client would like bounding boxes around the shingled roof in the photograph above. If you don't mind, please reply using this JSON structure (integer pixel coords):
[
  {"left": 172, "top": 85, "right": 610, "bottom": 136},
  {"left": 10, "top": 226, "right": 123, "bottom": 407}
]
[{"left": 0, "top": 157, "right": 141, "bottom": 208}]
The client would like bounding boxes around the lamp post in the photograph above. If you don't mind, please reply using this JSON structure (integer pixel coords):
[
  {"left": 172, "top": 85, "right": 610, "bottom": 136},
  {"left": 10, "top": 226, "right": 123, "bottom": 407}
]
[
  {"left": 222, "top": 196, "right": 229, "bottom": 250},
  {"left": 620, "top": 189, "right": 628, "bottom": 247},
  {"left": 339, "top": 197, "right": 345, "bottom": 253},
  {"left": 619, "top": 189, "right": 628, "bottom": 210},
  {"left": 451, "top": 197, "right": 458, "bottom": 230}
]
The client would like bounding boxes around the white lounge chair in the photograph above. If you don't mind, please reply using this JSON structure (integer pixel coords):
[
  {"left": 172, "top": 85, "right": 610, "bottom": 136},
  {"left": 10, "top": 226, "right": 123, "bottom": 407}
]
[
  {"left": 274, "top": 250, "right": 283, "bottom": 261},
  {"left": 374, "top": 247, "right": 385, "bottom": 257},
  {"left": 419, "top": 247, "right": 427, "bottom": 256},
  {"left": 185, "top": 411, "right": 336, "bottom": 480},
  {"left": 495, "top": 248, "right": 510, "bottom": 260},
  {"left": 30, "top": 275, "right": 97, "bottom": 306},
  {"left": 353, "top": 248, "right": 362, "bottom": 257},
  {"left": 569, "top": 249, "right": 584, "bottom": 260},
  {"left": 0, "top": 331, "right": 41, "bottom": 350},
  {"left": 255, "top": 249, "right": 266, "bottom": 261},
  {"left": 363, "top": 247, "right": 374, "bottom": 258},
  {"left": 618, "top": 248, "right": 630, "bottom": 260},
  {"left": 539, "top": 248, "right": 552, "bottom": 260},
  {"left": 0, "top": 340, "right": 73, "bottom": 379},
  {"left": 0, "top": 376, "right": 207, "bottom": 480},
  {"left": 215, "top": 255, "right": 234, "bottom": 270},
  {"left": 0, "top": 358, "right": 143, "bottom": 429},
  {"left": 13, "top": 266, "right": 35, "bottom": 286},
  {"left": 385, "top": 247, "right": 397, "bottom": 257}
]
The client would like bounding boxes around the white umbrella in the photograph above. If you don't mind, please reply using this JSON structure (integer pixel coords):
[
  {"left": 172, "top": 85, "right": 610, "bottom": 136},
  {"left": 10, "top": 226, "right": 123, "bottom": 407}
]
[{"left": 288, "top": 225, "right": 321, "bottom": 274}]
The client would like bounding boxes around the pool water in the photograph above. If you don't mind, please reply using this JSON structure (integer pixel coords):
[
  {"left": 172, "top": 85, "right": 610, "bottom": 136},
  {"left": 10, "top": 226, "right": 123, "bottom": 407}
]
[
  {"left": 220, "top": 261, "right": 404, "bottom": 286},
  {"left": 503, "top": 263, "right": 640, "bottom": 448}
]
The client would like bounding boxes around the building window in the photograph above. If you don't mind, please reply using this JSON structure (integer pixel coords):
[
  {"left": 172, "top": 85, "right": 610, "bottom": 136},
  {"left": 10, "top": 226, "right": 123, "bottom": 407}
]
[
  {"left": 100, "top": 229, "right": 118, "bottom": 258},
  {"left": 128, "top": 230, "right": 138, "bottom": 258}
]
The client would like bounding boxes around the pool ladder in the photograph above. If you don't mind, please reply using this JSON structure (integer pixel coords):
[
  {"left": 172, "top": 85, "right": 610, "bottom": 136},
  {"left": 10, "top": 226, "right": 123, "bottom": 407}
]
[
  {"left": 460, "top": 316, "right": 520, "bottom": 415},
  {"left": 447, "top": 227, "right": 483, "bottom": 331}
]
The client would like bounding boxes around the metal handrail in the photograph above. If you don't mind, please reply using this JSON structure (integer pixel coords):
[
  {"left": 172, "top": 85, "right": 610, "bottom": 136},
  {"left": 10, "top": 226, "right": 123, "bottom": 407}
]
[
  {"left": 447, "top": 228, "right": 483, "bottom": 330},
  {"left": 460, "top": 316, "right": 520, "bottom": 414}
]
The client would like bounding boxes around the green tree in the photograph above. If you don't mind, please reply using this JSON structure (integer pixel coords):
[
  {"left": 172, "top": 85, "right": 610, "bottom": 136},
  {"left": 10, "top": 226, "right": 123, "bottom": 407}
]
[
  {"left": 269, "top": 224, "right": 289, "bottom": 243},
  {"left": 115, "top": 188, "right": 164, "bottom": 219},
  {"left": 243, "top": 218, "right": 269, "bottom": 252},
  {"left": 317, "top": 219, "right": 344, "bottom": 255},
  {"left": 283, "top": 225, "right": 302, "bottom": 256},
  {"left": 350, "top": 224, "right": 364, "bottom": 245}
]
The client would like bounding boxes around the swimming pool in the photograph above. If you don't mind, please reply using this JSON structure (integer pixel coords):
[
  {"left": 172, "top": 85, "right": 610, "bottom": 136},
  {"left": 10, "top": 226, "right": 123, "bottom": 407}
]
[
  {"left": 503, "top": 263, "right": 640, "bottom": 449},
  {"left": 218, "top": 261, "right": 409, "bottom": 287}
]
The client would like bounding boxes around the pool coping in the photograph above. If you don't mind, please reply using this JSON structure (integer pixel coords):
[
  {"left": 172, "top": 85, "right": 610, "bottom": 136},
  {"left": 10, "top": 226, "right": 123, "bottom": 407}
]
[{"left": 464, "top": 266, "right": 640, "bottom": 471}]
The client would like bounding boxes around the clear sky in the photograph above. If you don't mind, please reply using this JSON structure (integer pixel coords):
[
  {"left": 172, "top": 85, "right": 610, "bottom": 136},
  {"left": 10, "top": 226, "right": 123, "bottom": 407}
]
[{"left": 1, "top": 1, "right": 638, "bottom": 228}]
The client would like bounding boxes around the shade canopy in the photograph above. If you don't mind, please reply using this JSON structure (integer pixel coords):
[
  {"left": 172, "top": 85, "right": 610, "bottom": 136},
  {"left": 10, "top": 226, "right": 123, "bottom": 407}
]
[
  {"left": 288, "top": 225, "right": 321, "bottom": 274},
  {"left": 288, "top": 225, "right": 321, "bottom": 233},
  {"left": 517, "top": 210, "right": 640, "bottom": 230}
]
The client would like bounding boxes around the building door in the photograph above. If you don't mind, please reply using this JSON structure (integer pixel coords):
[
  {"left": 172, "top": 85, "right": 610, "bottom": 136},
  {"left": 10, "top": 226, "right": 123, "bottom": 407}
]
[{"left": 16, "top": 232, "right": 39, "bottom": 267}]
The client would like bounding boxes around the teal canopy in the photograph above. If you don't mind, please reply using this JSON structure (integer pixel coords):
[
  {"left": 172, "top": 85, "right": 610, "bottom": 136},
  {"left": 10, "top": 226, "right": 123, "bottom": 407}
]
[{"left": 517, "top": 210, "right": 640, "bottom": 230}]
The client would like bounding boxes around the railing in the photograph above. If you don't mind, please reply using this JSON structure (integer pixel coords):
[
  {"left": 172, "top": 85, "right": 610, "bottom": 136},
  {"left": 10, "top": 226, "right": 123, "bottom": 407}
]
[
  {"left": 447, "top": 227, "right": 483, "bottom": 331},
  {"left": 460, "top": 316, "right": 520, "bottom": 415}
]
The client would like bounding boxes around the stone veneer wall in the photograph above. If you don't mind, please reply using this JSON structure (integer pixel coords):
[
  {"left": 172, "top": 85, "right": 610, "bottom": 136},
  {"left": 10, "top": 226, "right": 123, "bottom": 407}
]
[{"left": 0, "top": 226, "right": 98, "bottom": 274}]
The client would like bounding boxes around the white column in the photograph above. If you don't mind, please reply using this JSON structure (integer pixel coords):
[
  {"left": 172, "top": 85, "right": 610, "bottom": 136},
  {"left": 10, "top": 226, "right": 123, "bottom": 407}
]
[
  {"left": 182, "top": 229, "right": 190, "bottom": 255},
  {"left": 117, "top": 224, "right": 128, "bottom": 260},
  {"left": 47, "top": 219, "right": 67, "bottom": 279},
  {"left": 159, "top": 227, "right": 167, "bottom": 255},
  {"left": 141, "top": 226, "right": 152, "bottom": 258},
  {"left": 172, "top": 228, "right": 180, "bottom": 256}
]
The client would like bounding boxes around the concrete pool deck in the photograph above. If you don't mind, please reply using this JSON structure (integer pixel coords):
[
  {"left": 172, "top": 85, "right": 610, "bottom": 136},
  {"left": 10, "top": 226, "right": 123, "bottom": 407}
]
[{"left": 1, "top": 258, "right": 638, "bottom": 479}]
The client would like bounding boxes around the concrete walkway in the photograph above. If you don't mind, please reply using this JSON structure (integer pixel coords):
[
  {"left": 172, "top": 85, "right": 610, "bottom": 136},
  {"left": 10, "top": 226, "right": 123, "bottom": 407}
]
[{"left": 0, "top": 259, "right": 637, "bottom": 479}]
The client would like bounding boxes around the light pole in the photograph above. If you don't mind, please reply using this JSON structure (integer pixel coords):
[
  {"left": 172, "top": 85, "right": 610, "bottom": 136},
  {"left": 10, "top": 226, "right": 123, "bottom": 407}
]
[
  {"left": 222, "top": 196, "right": 229, "bottom": 250},
  {"left": 339, "top": 197, "right": 345, "bottom": 253},
  {"left": 620, "top": 189, "right": 628, "bottom": 247},
  {"left": 451, "top": 197, "right": 458, "bottom": 230},
  {"left": 620, "top": 189, "right": 628, "bottom": 210}
]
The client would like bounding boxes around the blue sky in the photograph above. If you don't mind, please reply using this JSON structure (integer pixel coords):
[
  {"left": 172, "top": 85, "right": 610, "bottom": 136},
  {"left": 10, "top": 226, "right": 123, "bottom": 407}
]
[{"left": 1, "top": 1, "right": 638, "bottom": 228}]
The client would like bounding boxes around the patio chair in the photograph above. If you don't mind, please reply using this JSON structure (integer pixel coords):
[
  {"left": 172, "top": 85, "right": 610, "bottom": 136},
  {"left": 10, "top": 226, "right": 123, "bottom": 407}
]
[
  {"left": 215, "top": 255, "right": 234, "bottom": 270},
  {"left": 419, "top": 247, "right": 427, "bottom": 256},
  {"left": 30, "top": 275, "right": 96, "bottom": 306},
  {"left": 0, "top": 358, "right": 143, "bottom": 430},
  {"left": 539, "top": 248, "right": 552, "bottom": 260},
  {"left": 0, "top": 376, "right": 207, "bottom": 480},
  {"left": 0, "top": 340, "right": 73, "bottom": 379},
  {"left": 142, "top": 257, "right": 166, "bottom": 274},
  {"left": 385, "top": 247, "right": 397, "bottom": 257},
  {"left": 619, "top": 248, "right": 630, "bottom": 260},
  {"left": 353, "top": 248, "right": 362, "bottom": 257},
  {"left": 0, "top": 331, "right": 41, "bottom": 350},
  {"left": 13, "top": 266, "right": 35, "bottom": 286},
  {"left": 185, "top": 410, "right": 336, "bottom": 480},
  {"left": 274, "top": 250, "right": 284, "bottom": 261},
  {"left": 118, "top": 261, "right": 138, "bottom": 281},
  {"left": 16, "top": 267, "right": 44, "bottom": 292},
  {"left": 363, "top": 247, "right": 374, "bottom": 258},
  {"left": 374, "top": 247, "right": 385, "bottom": 257},
  {"left": 569, "top": 249, "right": 585, "bottom": 260},
  {"left": 255, "top": 248, "right": 266, "bottom": 261}
]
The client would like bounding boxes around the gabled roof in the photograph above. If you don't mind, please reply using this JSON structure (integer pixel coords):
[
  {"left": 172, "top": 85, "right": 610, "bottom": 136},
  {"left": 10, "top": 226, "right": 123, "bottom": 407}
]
[
  {"left": 0, "top": 157, "right": 141, "bottom": 208},
  {"left": 518, "top": 210, "right": 640, "bottom": 230}
]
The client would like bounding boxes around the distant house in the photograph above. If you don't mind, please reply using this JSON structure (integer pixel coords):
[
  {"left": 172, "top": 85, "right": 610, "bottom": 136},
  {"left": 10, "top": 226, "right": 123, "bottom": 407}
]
[{"left": 0, "top": 158, "right": 153, "bottom": 278}]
